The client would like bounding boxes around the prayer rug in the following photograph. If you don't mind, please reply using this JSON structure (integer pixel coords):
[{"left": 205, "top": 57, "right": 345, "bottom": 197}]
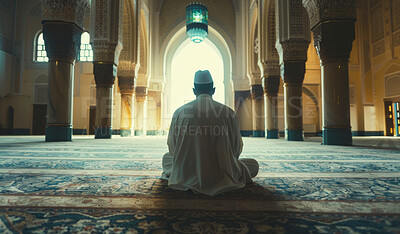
[{"left": 0, "top": 136, "right": 399, "bottom": 233}]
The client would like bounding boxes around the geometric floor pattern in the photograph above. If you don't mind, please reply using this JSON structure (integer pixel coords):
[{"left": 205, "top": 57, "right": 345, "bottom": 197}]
[{"left": 0, "top": 136, "right": 399, "bottom": 233}]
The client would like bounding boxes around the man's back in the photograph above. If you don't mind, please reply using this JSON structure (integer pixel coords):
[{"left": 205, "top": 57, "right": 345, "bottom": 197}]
[{"left": 165, "top": 94, "right": 253, "bottom": 196}]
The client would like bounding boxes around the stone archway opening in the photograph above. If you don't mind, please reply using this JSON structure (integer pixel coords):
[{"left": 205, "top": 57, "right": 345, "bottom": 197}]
[{"left": 170, "top": 38, "right": 224, "bottom": 112}]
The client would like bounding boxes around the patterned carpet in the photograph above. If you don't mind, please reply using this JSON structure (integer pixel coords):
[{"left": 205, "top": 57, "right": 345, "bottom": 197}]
[{"left": 0, "top": 136, "right": 399, "bottom": 233}]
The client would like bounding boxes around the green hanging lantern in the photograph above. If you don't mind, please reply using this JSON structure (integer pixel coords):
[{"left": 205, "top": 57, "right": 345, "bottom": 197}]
[{"left": 186, "top": 3, "right": 208, "bottom": 43}]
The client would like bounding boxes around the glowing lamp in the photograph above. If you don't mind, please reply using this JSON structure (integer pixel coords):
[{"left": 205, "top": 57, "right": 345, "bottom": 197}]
[{"left": 186, "top": 3, "right": 208, "bottom": 43}]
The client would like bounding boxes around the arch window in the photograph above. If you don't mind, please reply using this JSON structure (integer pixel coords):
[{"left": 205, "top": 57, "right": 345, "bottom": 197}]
[
  {"left": 79, "top": 32, "right": 93, "bottom": 62},
  {"left": 35, "top": 32, "right": 48, "bottom": 62}
]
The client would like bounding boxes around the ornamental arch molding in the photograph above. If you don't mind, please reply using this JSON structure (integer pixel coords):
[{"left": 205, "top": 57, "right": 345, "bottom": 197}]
[
  {"left": 384, "top": 64, "right": 400, "bottom": 98},
  {"left": 161, "top": 21, "right": 235, "bottom": 121}
]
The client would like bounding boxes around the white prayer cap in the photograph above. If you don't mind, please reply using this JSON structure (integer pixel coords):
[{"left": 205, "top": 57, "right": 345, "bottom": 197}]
[{"left": 194, "top": 70, "right": 213, "bottom": 84}]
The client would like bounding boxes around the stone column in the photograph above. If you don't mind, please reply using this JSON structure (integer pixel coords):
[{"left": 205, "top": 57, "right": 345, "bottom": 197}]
[
  {"left": 275, "top": 0, "right": 310, "bottom": 141},
  {"left": 303, "top": 0, "right": 356, "bottom": 145},
  {"left": 41, "top": 0, "right": 89, "bottom": 142},
  {"left": 263, "top": 75, "right": 280, "bottom": 139},
  {"left": 281, "top": 60, "right": 307, "bottom": 141},
  {"left": 93, "top": 63, "right": 116, "bottom": 138},
  {"left": 135, "top": 86, "right": 147, "bottom": 136},
  {"left": 257, "top": 0, "right": 281, "bottom": 139},
  {"left": 118, "top": 76, "right": 135, "bottom": 137},
  {"left": 251, "top": 84, "right": 265, "bottom": 137},
  {"left": 90, "top": 0, "right": 123, "bottom": 139}
]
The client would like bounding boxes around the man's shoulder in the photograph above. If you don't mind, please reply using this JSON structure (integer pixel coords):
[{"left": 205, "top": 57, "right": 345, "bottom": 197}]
[
  {"left": 213, "top": 100, "right": 236, "bottom": 115},
  {"left": 172, "top": 100, "right": 196, "bottom": 116}
]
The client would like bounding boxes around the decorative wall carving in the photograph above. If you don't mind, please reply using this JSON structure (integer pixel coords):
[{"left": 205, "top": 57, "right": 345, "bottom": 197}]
[
  {"left": 370, "top": 3, "right": 384, "bottom": 43},
  {"left": 277, "top": 39, "right": 310, "bottom": 62},
  {"left": 119, "top": 0, "right": 131, "bottom": 62},
  {"left": 276, "top": 0, "right": 310, "bottom": 64},
  {"left": 392, "top": 0, "right": 400, "bottom": 32},
  {"left": 385, "top": 73, "right": 400, "bottom": 97},
  {"left": 394, "top": 31, "right": 400, "bottom": 47},
  {"left": 259, "top": 61, "right": 280, "bottom": 77},
  {"left": 91, "top": 41, "right": 118, "bottom": 62},
  {"left": 118, "top": 0, "right": 134, "bottom": 76},
  {"left": 91, "top": 0, "right": 124, "bottom": 65},
  {"left": 372, "top": 40, "right": 385, "bottom": 57},
  {"left": 302, "top": 0, "right": 356, "bottom": 29},
  {"left": 266, "top": 0, "right": 279, "bottom": 61},
  {"left": 289, "top": 0, "right": 306, "bottom": 35},
  {"left": 42, "top": 0, "right": 90, "bottom": 29},
  {"left": 117, "top": 61, "right": 136, "bottom": 77},
  {"left": 277, "top": 0, "right": 310, "bottom": 42},
  {"left": 93, "top": 0, "right": 108, "bottom": 38}
]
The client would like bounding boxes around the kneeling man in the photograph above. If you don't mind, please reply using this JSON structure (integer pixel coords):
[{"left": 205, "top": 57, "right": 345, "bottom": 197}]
[{"left": 162, "top": 70, "right": 259, "bottom": 196}]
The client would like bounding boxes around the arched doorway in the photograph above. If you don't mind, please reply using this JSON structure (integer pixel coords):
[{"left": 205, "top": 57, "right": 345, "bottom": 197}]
[
  {"left": 162, "top": 26, "right": 234, "bottom": 130},
  {"left": 170, "top": 38, "right": 224, "bottom": 113}
]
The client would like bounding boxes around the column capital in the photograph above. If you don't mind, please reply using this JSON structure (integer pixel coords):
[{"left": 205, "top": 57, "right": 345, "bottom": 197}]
[
  {"left": 92, "top": 41, "right": 123, "bottom": 65},
  {"left": 259, "top": 61, "right": 280, "bottom": 78},
  {"left": 118, "top": 76, "right": 136, "bottom": 95},
  {"left": 118, "top": 61, "right": 137, "bottom": 77},
  {"left": 250, "top": 84, "right": 264, "bottom": 101},
  {"left": 281, "top": 61, "right": 306, "bottom": 84},
  {"left": 94, "top": 62, "right": 117, "bottom": 88},
  {"left": 42, "top": 22, "right": 82, "bottom": 63},
  {"left": 262, "top": 75, "right": 280, "bottom": 96},
  {"left": 277, "top": 39, "right": 310, "bottom": 63},
  {"left": 312, "top": 21, "right": 355, "bottom": 64},
  {"left": 302, "top": 0, "right": 356, "bottom": 29},
  {"left": 42, "top": 0, "right": 90, "bottom": 29},
  {"left": 90, "top": 0, "right": 123, "bottom": 65},
  {"left": 135, "top": 86, "right": 148, "bottom": 102},
  {"left": 249, "top": 72, "right": 262, "bottom": 86}
]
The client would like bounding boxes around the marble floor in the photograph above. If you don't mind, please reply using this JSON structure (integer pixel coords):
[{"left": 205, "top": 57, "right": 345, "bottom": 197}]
[{"left": 0, "top": 135, "right": 399, "bottom": 233}]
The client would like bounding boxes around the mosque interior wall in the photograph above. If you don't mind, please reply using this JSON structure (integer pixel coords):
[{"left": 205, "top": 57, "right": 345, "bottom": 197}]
[{"left": 1, "top": 0, "right": 400, "bottom": 137}]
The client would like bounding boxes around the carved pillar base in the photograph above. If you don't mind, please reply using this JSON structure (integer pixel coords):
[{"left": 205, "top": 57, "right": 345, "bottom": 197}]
[
  {"left": 263, "top": 76, "right": 280, "bottom": 139},
  {"left": 251, "top": 85, "right": 264, "bottom": 137},
  {"left": 313, "top": 21, "right": 355, "bottom": 146},
  {"left": 42, "top": 22, "right": 82, "bottom": 142},
  {"left": 281, "top": 62, "right": 305, "bottom": 141},
  {"left": 94, "top": 63, "right": 116, "bottom": 139},
  {"left": 118, "top": 76, "right": 135, "bottom": 137}
]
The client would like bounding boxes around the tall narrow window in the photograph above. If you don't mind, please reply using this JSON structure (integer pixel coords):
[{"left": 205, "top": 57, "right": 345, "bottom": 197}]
[
  {"left": 79, "top": 32, "right": 93, "bottom": 62},
  {"left": 36, "top": 33, "right": 48, "bottom": 62}
]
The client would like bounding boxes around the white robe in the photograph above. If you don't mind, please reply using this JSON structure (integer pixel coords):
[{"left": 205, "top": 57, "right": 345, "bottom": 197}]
[{"left": 163, "top": 94, "right": 256, "bottom": 196}]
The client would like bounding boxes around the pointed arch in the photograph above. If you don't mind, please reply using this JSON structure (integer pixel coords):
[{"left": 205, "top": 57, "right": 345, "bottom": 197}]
[
  {"left": 248, "top": 2, "right": 259, "bottom": 78},
  {"left": 137, "top": 9, "right": 149, "bottom": 86},
  {"left": 162, "top": 25, "right": 234, "bottom": 126},
  {"left": 118, "top": 0, "right": 139, "bottom": 76}
]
